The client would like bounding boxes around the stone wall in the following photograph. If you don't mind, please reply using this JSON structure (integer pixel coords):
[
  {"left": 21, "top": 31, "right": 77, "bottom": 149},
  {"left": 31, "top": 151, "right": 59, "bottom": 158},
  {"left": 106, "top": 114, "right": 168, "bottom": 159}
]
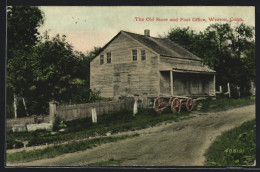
[{"left": 6, "top": 115, "right": 50, "bottom": 132}]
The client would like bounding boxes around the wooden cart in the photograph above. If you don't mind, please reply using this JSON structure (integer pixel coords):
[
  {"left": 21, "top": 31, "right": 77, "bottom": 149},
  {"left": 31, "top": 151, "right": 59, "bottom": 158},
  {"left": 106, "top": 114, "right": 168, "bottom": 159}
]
[{"left": 153, "top": 96, "right": 194, "bottom": 114}]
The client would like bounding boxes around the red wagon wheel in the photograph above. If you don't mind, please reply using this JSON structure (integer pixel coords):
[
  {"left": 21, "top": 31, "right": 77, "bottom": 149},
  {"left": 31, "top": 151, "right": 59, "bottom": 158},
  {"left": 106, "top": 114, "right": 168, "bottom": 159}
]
[
  {"left": 171, "top": 98, "right": 181, "bottom": 113},
  {"left": 153, "top": 97, "right": 167, "bottom": 114},
  {"left": 186, "top": 98, "right": 194, "bottom": 112}
]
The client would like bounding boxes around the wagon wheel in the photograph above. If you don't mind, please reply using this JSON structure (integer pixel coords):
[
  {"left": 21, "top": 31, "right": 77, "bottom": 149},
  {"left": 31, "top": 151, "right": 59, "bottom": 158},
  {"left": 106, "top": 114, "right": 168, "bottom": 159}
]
[
  {"left": 186, "top": 98, "right": 194, "bottom": 112},
  {"left": 153, "top": 97, "right": 167, "bottom": 114},
  {"left": 168, "top": 97, "right": 175, "bottom": 104},
  {"left": 171, "top": 98, "right": 181, "bottom": 113}
]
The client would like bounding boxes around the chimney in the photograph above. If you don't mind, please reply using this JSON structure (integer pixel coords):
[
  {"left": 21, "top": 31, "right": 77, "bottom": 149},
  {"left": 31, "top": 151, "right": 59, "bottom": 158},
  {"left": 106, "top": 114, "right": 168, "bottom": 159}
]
[{"left": 144, "top": 29, "right": 150, "bottom": 37}]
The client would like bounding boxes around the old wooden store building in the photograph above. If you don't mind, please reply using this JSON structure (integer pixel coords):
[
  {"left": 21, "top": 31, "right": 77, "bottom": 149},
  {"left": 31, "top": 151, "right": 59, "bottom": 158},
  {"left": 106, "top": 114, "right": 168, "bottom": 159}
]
[{"left": 90, "top": 30, "right": 216, "bottom": 109}]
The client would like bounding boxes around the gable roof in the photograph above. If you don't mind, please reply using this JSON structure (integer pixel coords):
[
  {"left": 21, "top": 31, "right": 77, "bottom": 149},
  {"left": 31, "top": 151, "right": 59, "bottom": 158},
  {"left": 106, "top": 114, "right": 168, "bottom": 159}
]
[
  {"left": 93, "top": 30, "right": 215, "bottom": 74},
  {"left": 121, "top": 31, "right": 202, "bottom": 61}
]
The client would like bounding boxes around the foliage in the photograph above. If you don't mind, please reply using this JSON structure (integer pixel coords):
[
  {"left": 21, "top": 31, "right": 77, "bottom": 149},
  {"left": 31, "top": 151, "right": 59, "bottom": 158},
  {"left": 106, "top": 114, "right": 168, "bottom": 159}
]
[
  {"left": 69, "top": 47, "right": 102, "bottom": 104},
  {"left": 25, "top": 34, "right": 82, "bottom": 112},
  {"left": 205, "top": 119, "right": 255, "bottom": 166},
  {"left": 6, "top": 134, "right": 138, "bottom": 163},
  {"left": 89, "top": 89, "right": 102, "bottom": 102},
  {"left": 167, "top": 23, "right": 255, "bottom": 96},
  {"left": 7, "top": 6, "right": 44, "bottom": 116},
  {"left": 7, "top": 6, "right": 103, "bottom": 117}
]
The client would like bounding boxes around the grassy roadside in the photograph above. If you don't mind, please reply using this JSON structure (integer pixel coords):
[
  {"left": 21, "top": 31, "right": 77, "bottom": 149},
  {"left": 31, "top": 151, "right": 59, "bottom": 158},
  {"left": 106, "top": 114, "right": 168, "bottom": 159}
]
[
  {"left": 205, "top": 119, "right": 256, "bottom": 166},
  {"left": 195, "top": 96, "right": 255, "bottom": 112},
  {"left": 6, "top": 96, "right": 255, "bottom": 164},
  {"left": 6, "top": 133, "right": 139, "bottom": 163},
  {"left": 6, "top": 109, "right": 190, "bottom": 149},
  {"left": 7, "top": 96, "right": 255, "bottom": 149}
]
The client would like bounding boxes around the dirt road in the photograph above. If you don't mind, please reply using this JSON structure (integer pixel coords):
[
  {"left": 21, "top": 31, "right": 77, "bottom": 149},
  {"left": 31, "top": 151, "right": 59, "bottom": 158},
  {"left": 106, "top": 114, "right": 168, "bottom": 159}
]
[{"left": 8, "top": 105, "right": 255, "bottom": 166}]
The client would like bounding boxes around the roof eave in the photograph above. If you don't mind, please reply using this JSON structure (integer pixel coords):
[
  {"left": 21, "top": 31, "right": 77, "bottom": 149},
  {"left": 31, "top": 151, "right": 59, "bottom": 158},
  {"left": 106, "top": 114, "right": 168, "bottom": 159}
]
[{"left": 160, "top": 54, "right": 202, "bottom": 62}]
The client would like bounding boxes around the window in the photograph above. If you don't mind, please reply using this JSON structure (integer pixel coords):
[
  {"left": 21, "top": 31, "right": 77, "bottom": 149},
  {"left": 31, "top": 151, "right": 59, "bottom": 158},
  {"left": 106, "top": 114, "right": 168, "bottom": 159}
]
[
  {"left": 107, "top": 52, "right": 111, "bottom": 63},
  {"left": 132, "top": 50, "right": 137, "bottom": 61},
  {"left": 141, "top": 50, "right": 146, "bottom": 60},
  {"left": 100, "top": 55, "right": 104, "bottom": 64}
]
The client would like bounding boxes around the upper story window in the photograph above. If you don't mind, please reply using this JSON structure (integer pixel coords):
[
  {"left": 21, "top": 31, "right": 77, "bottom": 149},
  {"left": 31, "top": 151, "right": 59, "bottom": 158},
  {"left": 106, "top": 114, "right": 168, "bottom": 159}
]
[
  {"left": 141, "top": 50, "right": 146, "bottom": 60},
  {"left": 107, "top": 52, "right": 111, "bottom": 63},
  {"left": 132, "top": 50, "right": 137, "bottom": 61},
  {"left": 100, "top": 55, "right": 104, "bottom": 65}
]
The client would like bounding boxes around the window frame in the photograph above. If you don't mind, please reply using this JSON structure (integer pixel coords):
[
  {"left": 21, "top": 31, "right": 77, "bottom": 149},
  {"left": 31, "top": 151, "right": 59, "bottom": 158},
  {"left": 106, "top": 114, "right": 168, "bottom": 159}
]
[
  {"left": 100, "top": 55, "right": 104, "bottom": 65},
  {"left": 141, "top": 50, "right": 146, "bottom": 60},
  {"left": 107, "top": 52, "right": 111, "bottom": 63},
  {"left": 132, "top": 49, "right": 137, "bottom": 61}
]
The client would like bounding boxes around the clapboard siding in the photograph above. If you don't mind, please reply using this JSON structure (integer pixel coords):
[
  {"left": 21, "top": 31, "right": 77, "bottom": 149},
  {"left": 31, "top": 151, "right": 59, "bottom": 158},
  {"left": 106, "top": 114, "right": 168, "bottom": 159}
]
[
  {"left": 91, "top": 33, "right": 159, "bottom": 99},
  {"left": 90, "top": 31, "right": 215, "bottom": 100}
]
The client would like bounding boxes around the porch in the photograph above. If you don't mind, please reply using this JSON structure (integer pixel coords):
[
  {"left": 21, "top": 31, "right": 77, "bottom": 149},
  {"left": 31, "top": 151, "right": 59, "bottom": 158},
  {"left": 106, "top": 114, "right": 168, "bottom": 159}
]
[{"left": 159, "top": 70, "right": 216, "bottom": 98}]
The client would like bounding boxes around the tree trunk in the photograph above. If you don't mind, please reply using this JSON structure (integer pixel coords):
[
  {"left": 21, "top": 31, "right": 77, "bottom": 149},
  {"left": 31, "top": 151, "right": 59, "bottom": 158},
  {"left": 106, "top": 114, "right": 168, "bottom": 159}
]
[
  {"left": 22, "top": 98, "right": 29, "bottom": 116},
  {"left": 14, "top": 94, "right": 17, "bottom": 118}
]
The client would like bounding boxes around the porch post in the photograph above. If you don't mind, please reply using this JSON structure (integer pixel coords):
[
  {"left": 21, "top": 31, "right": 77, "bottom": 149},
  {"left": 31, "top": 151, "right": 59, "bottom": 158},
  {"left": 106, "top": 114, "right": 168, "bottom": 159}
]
[{"left": 170, "top": 71, "right": 173, "bottom": 96}]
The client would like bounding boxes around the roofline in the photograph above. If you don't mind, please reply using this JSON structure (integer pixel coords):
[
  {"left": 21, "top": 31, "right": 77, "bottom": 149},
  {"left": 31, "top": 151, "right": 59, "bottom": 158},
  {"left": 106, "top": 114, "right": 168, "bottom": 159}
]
[
  {"left": 121, "top": 31, "right": 160, "bottom": 56},
  {"left": 172, "top": 69, "right": 216, "bottom": 74},
  {"left": 122, "top": 30, "right": 203, "bottom": 61},
  {"left": 91, "top": 30, "right": 161, "bottom": 62},
  {"left": 91, "top": 31, "right": 122, "bottom": 62},
  {"left": 164, "top": 38, "right": 202, "bottom": 60},
  {"left": 160, "top": 55, "right": 201, "bottom": 62}
]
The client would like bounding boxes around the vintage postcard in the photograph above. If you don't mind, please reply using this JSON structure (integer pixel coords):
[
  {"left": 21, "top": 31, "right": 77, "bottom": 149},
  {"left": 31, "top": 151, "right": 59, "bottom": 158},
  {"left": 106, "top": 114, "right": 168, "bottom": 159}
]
[{"left": 6, "top": 6, "right": 256, "bottom": 167}]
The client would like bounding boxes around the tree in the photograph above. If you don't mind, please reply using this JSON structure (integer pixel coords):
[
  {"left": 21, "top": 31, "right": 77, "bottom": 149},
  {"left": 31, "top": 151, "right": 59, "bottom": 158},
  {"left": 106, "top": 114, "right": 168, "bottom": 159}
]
[
  {"left": 167, "top": 23, "right": 255, "bottom": 97},
  {"left": 70, "top": 47, "right": 102, "bottom": 104},
  {"left": 7, "top": 6, "right": 44, "bottom": 118},
  {"left": 25, "top": 34, "right": 83, "bottom": 113}
]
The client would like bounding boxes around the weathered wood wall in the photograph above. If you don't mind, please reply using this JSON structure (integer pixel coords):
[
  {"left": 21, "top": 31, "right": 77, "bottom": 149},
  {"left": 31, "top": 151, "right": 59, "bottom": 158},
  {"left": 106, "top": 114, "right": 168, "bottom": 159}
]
[
  {"left": 172, "top": 73, "right": 211, "bottom": 96},
  {"left": 90, "top": 33, "right": 159, "bottom": 100},
  {"left": 159, "top": 71, "right": 171, "bottom": 96}
]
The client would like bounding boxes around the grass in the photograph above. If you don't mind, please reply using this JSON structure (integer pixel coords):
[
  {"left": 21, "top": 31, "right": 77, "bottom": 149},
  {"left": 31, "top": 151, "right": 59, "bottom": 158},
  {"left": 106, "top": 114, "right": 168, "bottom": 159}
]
[
  {"left": 6, "top": 96, "right": 255, "bottom": 149},
  {"left": 6, "top": 133, "right": 139, "bottom": 163},
  {"left": 6, "top": 96, "right": 255, "bottom": 164},
  {"left": 6, "top": 108, "right": 190, "bottom": 148},
  {"left": 205, "top": 119, "right": 256, "bottom": 166},
  {"left": 195, "top": 96, "right": 255, "bottom": 112}
]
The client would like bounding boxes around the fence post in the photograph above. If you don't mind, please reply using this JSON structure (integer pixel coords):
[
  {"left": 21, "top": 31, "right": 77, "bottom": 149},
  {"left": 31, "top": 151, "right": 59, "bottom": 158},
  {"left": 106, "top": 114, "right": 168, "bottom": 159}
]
[
  {"left": 227, "top": 83, "right": 231, "bottom": 98},
  {"left": 219, "top": 86, "right": 222, "bottom": 93},
  {"left": 133, "top": 94, "right": 139, "bottom": 116},
  {"left": 49, "top": 101, "right": 57, "bottom": 124},
  {"left": 91, "top": 106, "right": 97, "bottom": 123}
]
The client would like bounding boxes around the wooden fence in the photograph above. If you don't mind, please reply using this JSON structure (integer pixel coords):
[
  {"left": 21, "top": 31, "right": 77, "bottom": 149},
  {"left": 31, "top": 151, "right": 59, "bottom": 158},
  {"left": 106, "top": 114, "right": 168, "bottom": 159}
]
[
  {"left": 6, "top": 99, "right": 134, "bottom": 132},
  {"left": 53, "top": 100, "right": 133, "bottom": 122}
]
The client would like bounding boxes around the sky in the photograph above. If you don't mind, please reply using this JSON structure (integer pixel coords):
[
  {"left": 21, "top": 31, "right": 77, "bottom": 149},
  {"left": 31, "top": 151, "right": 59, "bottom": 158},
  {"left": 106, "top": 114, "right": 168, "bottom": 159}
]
[{"left": 38, "top": 6, "right": 255, "bottom": 53}]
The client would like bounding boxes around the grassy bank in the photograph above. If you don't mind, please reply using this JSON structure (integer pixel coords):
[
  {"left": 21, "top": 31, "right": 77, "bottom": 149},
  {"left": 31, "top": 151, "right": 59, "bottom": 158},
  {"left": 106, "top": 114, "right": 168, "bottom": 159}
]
[
  {"left": 7, "top": 134, "right": 138, "bottom": 163},
  {"left": 6, "top": 108, "right": 190, "bottom": 149},
  {"left": 205, "top": 119, "right": 256, "bottom": 166},
  {"left": 195, "top": 96, "right": 255, "bottom": 112}
]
